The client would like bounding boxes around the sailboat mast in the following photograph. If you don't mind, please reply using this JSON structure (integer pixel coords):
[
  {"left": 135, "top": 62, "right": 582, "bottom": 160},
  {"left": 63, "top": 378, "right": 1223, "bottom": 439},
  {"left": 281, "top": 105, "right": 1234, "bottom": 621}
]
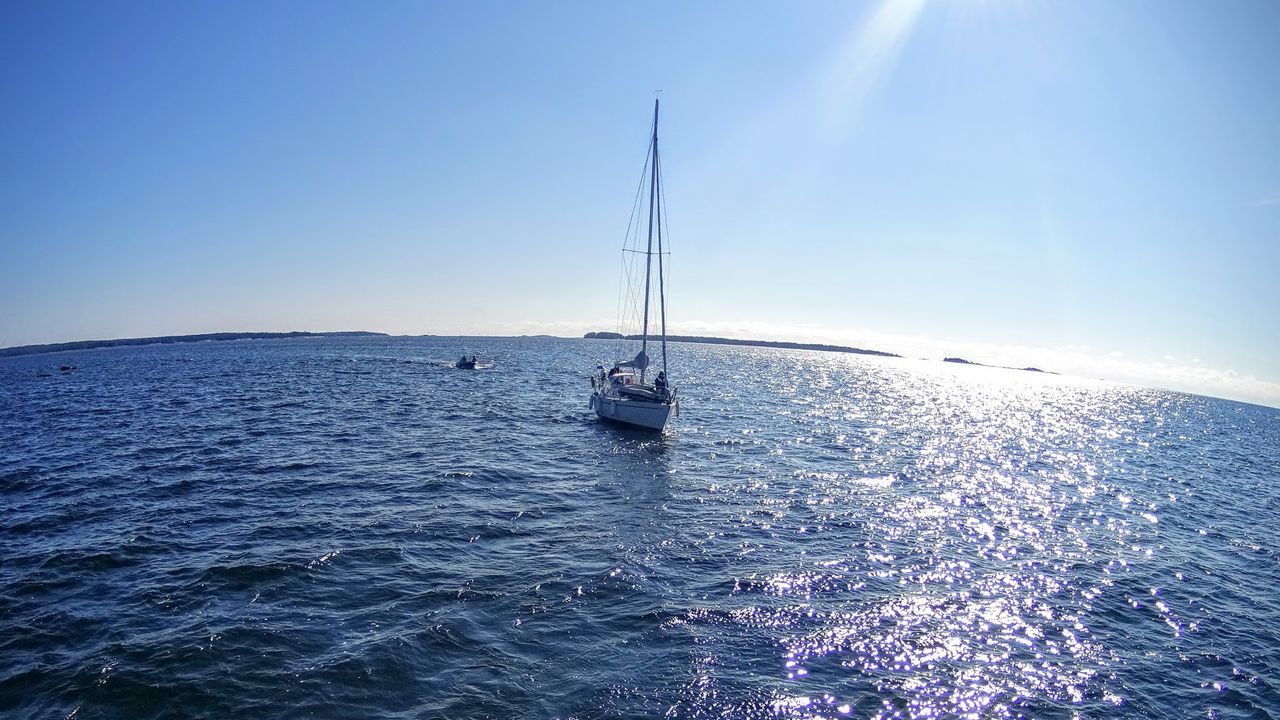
[{"left": 639, "top": 98, "right": 659, "bottom": 377}]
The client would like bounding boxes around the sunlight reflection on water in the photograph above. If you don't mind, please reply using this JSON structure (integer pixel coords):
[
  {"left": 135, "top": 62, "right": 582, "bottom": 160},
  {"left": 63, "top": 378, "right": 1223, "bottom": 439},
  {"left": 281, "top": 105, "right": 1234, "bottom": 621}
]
[{"left": 664, "top": 350, "right": 1278, "bottom": 719}]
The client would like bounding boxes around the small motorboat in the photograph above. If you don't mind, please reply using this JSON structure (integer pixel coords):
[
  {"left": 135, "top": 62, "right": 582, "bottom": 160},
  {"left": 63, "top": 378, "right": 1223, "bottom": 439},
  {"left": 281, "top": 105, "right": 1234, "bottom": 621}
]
[{"left": 455, "top": 355, "right": 478, "bottom": 369}]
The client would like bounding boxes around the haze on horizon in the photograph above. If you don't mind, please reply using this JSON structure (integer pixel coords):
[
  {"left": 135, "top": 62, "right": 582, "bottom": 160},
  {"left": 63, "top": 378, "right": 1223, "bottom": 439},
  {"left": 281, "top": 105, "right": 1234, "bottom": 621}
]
[{"left": 1, "top": 1, "right": 1277, "bottom": 408}]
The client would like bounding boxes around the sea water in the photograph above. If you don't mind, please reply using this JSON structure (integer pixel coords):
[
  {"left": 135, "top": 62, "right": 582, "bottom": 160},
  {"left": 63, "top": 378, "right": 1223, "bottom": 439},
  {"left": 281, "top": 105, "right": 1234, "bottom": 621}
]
[{"left": 2, "top": 336, "right": 1278, "bottom": 719}]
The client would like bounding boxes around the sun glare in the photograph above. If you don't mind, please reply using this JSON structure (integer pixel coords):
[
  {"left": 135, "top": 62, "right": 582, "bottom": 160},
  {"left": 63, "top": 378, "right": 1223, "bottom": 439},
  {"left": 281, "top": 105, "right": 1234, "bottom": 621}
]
[{"left": 821, "top": 0, "right": 928, "bottom": 126}]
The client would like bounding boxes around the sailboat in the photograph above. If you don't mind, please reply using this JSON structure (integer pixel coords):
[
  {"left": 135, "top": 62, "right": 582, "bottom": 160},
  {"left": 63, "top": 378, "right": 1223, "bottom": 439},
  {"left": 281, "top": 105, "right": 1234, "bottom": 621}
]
[{"left": 589, "top": 99, "right": 679, "bottom": 431}]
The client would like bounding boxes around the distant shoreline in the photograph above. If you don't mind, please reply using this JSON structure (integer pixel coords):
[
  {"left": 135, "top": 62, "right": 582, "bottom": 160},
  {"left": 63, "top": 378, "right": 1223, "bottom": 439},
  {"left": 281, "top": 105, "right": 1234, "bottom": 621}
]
[
  {"left": 585, "top": 331, "right": 901, "bottom": 358},
  {"left": 943, "top": 356, "right": 1056, "bottom": 374},
  {"left": 586, "top": 332, "right": 1057, "bottom": 374},
  {"left": 0, "top": 331, "right": 387, "bottom": 358},
  {"left": 0, "top": 331, "right": 1051, "bottom": 376}
]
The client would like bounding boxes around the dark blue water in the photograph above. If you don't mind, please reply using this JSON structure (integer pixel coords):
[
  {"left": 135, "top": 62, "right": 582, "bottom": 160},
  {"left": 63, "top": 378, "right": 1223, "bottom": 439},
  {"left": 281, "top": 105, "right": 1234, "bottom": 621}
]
[{"left": 2, "top": 336, "right": 1278, "bottom": 719}]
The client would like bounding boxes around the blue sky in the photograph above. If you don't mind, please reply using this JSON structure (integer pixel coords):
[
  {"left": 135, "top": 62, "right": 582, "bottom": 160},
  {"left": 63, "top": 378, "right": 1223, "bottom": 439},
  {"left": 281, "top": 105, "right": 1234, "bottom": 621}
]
[{"left": 2, "top": 1, "right": 1277, "bottom": 406}]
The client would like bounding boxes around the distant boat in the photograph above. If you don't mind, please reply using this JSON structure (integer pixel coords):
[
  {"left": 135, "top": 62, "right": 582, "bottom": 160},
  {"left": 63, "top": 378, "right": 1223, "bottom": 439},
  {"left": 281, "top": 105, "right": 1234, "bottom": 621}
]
[
  {"left": 589, "top": 99, "right": 679, "bottom": 431},
  {"left": 456, "top": 355, "right": 478, "bottom": 369}
]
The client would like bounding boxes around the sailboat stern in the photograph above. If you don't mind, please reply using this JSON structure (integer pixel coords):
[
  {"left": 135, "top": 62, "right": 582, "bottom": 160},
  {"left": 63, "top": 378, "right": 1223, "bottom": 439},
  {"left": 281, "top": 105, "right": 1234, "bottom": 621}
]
[{"left": 592, "top": 391, "right": 675, "bottom": 430}]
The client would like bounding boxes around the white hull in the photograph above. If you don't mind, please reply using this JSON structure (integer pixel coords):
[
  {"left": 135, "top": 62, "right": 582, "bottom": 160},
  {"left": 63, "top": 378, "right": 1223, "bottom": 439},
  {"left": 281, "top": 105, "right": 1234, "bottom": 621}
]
[{"left": 591, "top": 391, "right": 674, "bottom": 430}]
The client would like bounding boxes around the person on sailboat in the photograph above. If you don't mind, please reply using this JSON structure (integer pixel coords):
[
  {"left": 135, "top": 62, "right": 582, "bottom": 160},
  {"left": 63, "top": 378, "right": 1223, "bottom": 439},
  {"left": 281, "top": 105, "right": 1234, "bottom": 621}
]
[{"left": 655, "top": 371, "right": 668, "bottom": 395}]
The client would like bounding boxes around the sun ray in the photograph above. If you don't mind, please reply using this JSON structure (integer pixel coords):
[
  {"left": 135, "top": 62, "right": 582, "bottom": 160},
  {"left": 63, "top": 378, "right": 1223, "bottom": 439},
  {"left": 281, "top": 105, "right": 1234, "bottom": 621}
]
[{"left": 820, "top": 0, "right": 929, "bottom": 131}]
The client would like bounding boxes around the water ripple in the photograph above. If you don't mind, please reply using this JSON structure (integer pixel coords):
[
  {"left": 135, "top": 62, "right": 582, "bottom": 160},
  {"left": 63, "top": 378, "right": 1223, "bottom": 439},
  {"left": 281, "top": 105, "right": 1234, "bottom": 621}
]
[{"left": 2, "top": 338, "right": 1278, "bottom": 719}]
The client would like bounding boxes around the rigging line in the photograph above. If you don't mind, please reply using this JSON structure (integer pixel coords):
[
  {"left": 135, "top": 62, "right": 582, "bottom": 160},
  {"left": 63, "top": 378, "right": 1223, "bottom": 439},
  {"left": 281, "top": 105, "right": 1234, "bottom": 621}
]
[
  {"left": 620, "top": 139, "right": 653, "bottom": 253},
  {"left": 655, "top": 137, "right": 669, "bottom": 382},
  {"left": 624, "top": 170, "right": 646, "bottom": 327},
  {"left": 655, "top": 112, "right": 675, "bottom": 384},
  {"left": 657, "top": 142, "right": 674, "bottom": 369},
  {"left": 621, "top": 235, "right": 646, "bottom": 352},
  {"left": 639, "top": 99, "right": 660, "bottom": 367},
  {"left": 615, "top": 137, "right": 654, "bottom": 343},
  {"left": 658, "top": 146, "right": 674, "bottom": 258},
  {"left": 619, "top": 256, "right": 641, "bottom": 349}
]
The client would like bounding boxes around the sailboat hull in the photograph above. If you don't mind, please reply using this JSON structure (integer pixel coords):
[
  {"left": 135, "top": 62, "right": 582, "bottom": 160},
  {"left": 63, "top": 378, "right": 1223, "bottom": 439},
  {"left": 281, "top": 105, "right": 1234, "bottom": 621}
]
[{"left": 591, "top": 391, "right": 674, "bottom": 430}]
